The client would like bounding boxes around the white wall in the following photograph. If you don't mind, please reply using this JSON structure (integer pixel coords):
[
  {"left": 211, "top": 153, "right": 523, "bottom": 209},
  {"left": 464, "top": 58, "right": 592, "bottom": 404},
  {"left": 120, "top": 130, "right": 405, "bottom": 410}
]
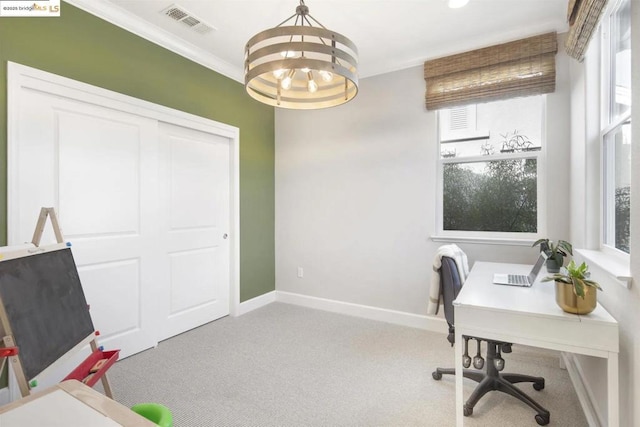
[
  {"left": 275, "top": 37, "right": 571, "bottom": 316},
  {"left": 568, "top": 3, "right": 640, "bottom": 425},
  {"left": 273, "top": 26, "right": 639, "bottom": 424}
]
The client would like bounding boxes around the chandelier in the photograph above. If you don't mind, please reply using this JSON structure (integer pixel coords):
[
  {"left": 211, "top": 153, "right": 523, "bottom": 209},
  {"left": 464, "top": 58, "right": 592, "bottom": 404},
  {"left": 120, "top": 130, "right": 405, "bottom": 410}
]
[{"left": 244, "top": 0, "right": 359, "bottom": 109}]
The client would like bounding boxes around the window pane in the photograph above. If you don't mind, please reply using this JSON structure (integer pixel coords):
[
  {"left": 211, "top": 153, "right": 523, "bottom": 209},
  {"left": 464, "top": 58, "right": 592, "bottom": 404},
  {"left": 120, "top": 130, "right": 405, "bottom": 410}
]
[
  {"left": 443, "top": 159, "right": 537, "bottom": 232},
  {"left": 604, "top": 121, "right": 631, "bottom": 253},
  {"left": 440, "top": 96, "right": 542, "bottom": 159},
  {"left": 610, "top": 0, "right": 631, "bottom": 119}
]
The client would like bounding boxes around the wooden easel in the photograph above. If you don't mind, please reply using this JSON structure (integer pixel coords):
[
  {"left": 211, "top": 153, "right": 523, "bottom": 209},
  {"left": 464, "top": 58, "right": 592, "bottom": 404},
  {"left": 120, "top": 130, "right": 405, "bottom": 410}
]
[
  {"left": 0, "top": 208, "right": 114, "bottom": 399},
  {"left": 31, "top": 207, "right": 64, "bottom": 246}
]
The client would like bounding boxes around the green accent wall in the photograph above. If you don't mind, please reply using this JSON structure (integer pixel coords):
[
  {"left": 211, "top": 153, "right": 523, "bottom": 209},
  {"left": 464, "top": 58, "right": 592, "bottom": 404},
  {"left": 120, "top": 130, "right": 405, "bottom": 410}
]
[{"left": 0, "top": 2, "right": 275, "bottom": 303}]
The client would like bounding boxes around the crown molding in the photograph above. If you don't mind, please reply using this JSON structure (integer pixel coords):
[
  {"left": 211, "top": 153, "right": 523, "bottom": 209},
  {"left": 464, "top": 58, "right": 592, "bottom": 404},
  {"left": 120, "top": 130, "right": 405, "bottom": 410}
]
[{"left": 65, "top": 0, "right": 244, "bottom": 83}]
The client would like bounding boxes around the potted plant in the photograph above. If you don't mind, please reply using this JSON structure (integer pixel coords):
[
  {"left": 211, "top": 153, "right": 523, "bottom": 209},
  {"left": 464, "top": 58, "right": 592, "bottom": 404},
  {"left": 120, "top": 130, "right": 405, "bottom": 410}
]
[
  {"left": 542, "top": 260, "right": 602, "bottom": 314},
  {"left": 532, "top": 238, "right": 572, "bottom": 273}
]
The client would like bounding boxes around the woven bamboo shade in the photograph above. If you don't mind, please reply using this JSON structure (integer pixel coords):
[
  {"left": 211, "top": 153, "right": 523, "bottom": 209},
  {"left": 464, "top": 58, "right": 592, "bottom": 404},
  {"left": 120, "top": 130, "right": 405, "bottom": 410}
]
[
  {"left": 565, "top": 0, "right": 609, "bottom": 62},
  {"left": 424, "top": 32, "right": 558, "bottom": 111}
]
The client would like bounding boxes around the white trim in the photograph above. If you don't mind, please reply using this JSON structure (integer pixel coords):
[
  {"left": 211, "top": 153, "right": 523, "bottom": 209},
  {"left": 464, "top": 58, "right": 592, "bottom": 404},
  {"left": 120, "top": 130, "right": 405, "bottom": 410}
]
[
  {"left": 59, "top": 1, "right": 569, "bottom": 81},
  {"left": 436, "top": 96, "right": 547, "bottom": 239},
  {"left": 65, "top": 0, "right": 243, "bottom": 83},
  {"left": 7, "top": 63, "right": 238, "bottom": 140},
  {"left": 235, "top": 291, "right": 277, "bottom": 317},
  {"left": 440, "top": 150, "right": 540, "bottom": 165},
  {"left": 229, "top": 126, "right": 241, "bottom": 317},
  {"left": 574, "top": 249, "right": 632, "bottom": 288},
  {"left": 430, "top": 235, "right": 537, "bottom": 246},
  {"left": 7, "top": 61, "right": 241, "bottom": 318},
  {"left": 275, "top": 291, "right": 446, "bottom": 333},
  {"left": 561, "top": 352, "right": 604, "bottom": 427},
  {"left": 599, "top": 0, "right": 632, "bottom": 258}
]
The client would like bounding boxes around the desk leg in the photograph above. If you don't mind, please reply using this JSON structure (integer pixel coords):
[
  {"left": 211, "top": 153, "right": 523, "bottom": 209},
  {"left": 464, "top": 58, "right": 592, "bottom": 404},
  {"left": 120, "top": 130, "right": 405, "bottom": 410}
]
[
  {"left": 607, "top": 353, "right": 619, "bottom": 427},
  {"left": 455, "top": 328, "right": 464, "bottom": 427}
]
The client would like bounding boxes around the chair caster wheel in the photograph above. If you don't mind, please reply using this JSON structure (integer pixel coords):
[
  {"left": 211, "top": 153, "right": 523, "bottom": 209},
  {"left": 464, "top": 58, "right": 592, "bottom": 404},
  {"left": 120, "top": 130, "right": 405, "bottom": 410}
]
[
  {"left": 533, "top": 380, "right": 545, "bottom": 391},
  {"left": 472, "top": 356, "right": 484, "bottom": 370},
  {"left": 463, "top": 406, "right": 473, "bottom": 417},
  {"left": 535, "top": 412, "right": 550, "bottom": 425},
  {"left": 462, "top": 355, "right": 472, "bottom": 368},
  {"left": 432, "top": 371, "right": 442, "bottom": 380}
]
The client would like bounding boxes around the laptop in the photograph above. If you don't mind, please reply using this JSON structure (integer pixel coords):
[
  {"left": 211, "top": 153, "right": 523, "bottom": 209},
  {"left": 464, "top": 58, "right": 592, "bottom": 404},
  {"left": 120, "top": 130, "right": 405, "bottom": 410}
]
[{"left": 492, "top": 252, "right": 548, "bottom": 287}]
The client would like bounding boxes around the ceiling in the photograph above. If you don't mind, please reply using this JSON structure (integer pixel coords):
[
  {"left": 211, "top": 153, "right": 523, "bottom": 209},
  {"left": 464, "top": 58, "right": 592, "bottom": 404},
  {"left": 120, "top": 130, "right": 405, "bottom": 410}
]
[{"left": 68, "top": 0, "right": 570, "bottom": 82}]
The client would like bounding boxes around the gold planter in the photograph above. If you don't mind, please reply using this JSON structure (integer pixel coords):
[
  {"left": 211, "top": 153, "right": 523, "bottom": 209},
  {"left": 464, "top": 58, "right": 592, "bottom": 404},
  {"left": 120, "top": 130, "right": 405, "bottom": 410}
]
[{"left": 555, "top": 281, "right": 597, "bottom": 315}]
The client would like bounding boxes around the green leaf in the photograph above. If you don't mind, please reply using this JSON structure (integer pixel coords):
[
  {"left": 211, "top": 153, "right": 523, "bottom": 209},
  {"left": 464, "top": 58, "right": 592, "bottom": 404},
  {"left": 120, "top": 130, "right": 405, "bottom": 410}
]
[
  {"left": 552, "top": 252, "right": 563, "bottom": 266},
  {"left": 583, "top": 279, "right": 603, "bottom": 291},
  {"left": 573, "top": 278, "right": 586, "bottom": 298},
  {"left": 576, "top": 262, "right": 589, "bottom": 278},
  {"left": 532, "top": 238, "right": 548, "bottom": 248},
  {"left": 557, "top": 240, "right": 573, "bottom": 255}
]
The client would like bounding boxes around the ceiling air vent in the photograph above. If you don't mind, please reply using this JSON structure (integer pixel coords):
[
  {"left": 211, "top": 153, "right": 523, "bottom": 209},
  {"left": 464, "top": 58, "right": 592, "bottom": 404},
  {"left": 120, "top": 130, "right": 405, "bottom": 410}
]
[{"left": 161, "top": 4, "right": 215, "bottom": 34}]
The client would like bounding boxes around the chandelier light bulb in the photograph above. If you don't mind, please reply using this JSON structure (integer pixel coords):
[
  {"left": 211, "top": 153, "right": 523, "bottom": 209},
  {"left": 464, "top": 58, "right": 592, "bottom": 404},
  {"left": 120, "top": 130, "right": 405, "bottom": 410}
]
[
  {"left": 273, "top": 69, "right": 286, "bottom": 79},
  {"left": 281, "top": 69, "right": 296, "bottom": 90},
  {"left": 307, "top": 72, "right": 318, "bottom": 93},
  {"left": 319, "top": 70, "right": 333, "bottom": 82}
]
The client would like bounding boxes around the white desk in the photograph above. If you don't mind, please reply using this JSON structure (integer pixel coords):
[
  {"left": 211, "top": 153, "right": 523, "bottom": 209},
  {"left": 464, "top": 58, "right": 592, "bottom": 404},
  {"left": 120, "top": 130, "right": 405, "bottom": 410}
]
[
  {"left": 453, "top": 262, "right": 619, "bottom": 427},
  {"left": 0, "top": 380, "right": 156, "bottom": 426}
]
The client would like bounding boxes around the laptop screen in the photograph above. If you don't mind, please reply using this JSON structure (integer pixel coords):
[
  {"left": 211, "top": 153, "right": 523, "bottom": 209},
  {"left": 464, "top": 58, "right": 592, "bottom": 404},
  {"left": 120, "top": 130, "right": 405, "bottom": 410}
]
[{"left": 527, "top": 252, "right": 548, "bottom": 283}]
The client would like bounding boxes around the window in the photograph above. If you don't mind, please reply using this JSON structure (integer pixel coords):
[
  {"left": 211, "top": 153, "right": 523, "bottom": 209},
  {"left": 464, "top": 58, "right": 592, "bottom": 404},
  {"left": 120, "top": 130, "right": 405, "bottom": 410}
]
[
  {"left": 438, "top": 96, "right": 544, "bottom": 238},
  {"left": 601, "top": 0, "right": 631, "bottom": 254}
]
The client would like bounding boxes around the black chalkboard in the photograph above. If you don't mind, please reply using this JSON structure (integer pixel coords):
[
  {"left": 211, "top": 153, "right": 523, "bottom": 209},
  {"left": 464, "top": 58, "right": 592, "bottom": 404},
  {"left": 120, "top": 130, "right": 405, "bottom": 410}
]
[{"left": 0, "top": 248, "right": 94, "bottom": 380}]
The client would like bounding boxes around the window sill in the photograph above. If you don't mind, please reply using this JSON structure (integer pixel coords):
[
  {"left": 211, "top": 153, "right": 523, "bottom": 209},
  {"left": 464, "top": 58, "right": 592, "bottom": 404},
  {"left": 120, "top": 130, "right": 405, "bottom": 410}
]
[
  {"left": 574, "top": 249, "right": 632, "bottom": 289},
  {"left": 430, "top": 235, "right": 535, "bottom": 246}
]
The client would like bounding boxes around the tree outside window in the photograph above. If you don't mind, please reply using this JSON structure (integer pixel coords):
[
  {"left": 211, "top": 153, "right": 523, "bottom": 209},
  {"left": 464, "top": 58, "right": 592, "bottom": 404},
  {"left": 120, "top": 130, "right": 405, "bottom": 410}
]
[{"left": 439, "top": 96, "right": 543, "bottom": 236}]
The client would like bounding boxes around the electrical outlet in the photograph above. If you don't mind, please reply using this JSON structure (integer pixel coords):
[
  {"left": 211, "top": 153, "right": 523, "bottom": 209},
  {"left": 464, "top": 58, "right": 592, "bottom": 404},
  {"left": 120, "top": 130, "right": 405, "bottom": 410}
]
[{"left": 297, "top": 267, "right": 304, "bottom": 278}]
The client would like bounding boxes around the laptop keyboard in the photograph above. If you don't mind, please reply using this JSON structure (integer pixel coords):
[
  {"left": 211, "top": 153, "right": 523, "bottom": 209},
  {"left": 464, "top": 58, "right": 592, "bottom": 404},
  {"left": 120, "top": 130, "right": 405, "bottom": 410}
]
[{"left": 508, "top": 274, "right": 528, "bottom": 285}]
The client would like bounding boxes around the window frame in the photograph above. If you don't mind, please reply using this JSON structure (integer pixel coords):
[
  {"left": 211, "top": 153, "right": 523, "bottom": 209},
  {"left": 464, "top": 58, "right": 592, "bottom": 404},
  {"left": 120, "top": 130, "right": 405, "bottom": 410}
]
[
  {"left": 599, "top": 0, "right": 631, "bottom": 258},
  {"left": 435, "top": 97, "right": 547, "bottom": 243}
]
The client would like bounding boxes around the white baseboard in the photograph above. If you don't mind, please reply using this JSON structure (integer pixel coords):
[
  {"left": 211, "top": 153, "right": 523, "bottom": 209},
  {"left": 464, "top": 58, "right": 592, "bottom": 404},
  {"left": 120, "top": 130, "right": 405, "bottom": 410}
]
[
  {"left": 275, "top": 291, "right": 446, "bottom": 333},
  {"left": 235, "top": 291, "right": 277, "bottom": 316},
  {"left": 561, "top": 352, "right": 603, "bottom": 427}
]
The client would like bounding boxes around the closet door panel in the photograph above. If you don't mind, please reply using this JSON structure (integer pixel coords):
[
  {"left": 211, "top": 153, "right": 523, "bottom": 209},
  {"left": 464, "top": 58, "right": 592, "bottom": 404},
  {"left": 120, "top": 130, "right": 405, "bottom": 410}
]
[{"left": 11, "top": 90, "right": 158, "bottom": 360}]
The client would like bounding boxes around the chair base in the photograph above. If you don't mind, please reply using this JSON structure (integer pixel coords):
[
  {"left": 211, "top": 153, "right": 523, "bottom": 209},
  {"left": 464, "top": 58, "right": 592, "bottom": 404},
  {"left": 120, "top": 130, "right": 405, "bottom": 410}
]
[{"left": 432, "top": 341, "right": 550, "bottom": 426}]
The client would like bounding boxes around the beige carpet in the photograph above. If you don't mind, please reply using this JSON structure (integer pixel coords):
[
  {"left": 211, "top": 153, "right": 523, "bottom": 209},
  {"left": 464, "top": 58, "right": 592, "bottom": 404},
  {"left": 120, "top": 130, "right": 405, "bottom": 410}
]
[{"left": 106, "top": 302, "right": 588, "bottom": 426}]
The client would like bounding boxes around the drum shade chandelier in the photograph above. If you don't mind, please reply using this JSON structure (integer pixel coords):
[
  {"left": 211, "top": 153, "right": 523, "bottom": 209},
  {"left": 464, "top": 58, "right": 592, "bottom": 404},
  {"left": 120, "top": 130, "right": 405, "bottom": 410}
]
[{"left": 244, "top": 0, "right": 359, "bottom": 109}]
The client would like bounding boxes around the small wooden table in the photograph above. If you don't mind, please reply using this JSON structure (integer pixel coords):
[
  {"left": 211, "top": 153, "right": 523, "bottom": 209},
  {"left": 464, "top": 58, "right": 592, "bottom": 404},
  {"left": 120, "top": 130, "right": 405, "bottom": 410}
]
[{"left": 0, "top": 380, "right": 156, "bottom": 426}]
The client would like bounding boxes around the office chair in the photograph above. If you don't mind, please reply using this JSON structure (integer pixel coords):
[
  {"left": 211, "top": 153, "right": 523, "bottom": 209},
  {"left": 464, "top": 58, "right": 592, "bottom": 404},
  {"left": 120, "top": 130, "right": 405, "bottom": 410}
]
[{"left": 432, "top": 256, "right": 550, "bottom": 426}]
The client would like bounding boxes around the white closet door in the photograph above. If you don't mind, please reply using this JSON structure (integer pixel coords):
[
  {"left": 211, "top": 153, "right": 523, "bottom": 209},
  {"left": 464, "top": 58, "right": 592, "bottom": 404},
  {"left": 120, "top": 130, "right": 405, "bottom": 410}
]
[
  {"left": 156, "top": 122, "right": 230, "bottom": 341},
  {"left": 10, "top": 90, "right": 159, "bottom": 357},
  {"left": 8, "top": 63, "right": 237, "bottom": 363}
]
